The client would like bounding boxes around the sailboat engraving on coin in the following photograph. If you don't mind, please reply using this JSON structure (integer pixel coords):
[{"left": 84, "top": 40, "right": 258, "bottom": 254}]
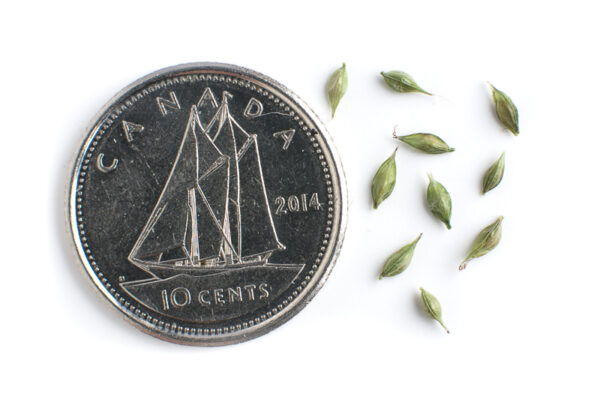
[
  {"left": 69, "top": 63, "right": 346, "bottom": 345},
  {"left": 122, "top": 94, "right": 304, "bottom": 322}
]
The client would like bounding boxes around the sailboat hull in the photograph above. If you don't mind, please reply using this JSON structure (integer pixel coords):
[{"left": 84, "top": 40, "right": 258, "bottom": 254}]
[
  {"left": 121, "top": 263, "right": 304, "bottom": 323},
  {"left": 141, "top": 259, "right": 270, "bottom": 280}
]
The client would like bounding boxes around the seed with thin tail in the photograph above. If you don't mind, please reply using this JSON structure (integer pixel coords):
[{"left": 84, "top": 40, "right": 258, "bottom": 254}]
[
  {"left": 379, "top": 233, "right": 422, "bottom": 279},
  {"left": 371, "top": 148, "right": 398, "bottom": 209},
  {"left": 393, "top": 132, "right": 455, "bottom": 154},
  {"left": 381, "top": 70, "right": 432, "bottom": 95},
  {"left": 489, "top": 83, "right": 519, "bottom": 135},
  {"left": 419, "top": 287, "right": 449, "bottom": 333},
  {"left": 426, "top": 173, "right": 452, "bottom": 229},
  {"left": 459, "top": 216, "right": 504, "bottom": 270},
  {"left": 482, "top": 152, "right": 506, "bottom": 194},
  {"left": 327, "top": 63, "right": 348, "bottom": 118}
]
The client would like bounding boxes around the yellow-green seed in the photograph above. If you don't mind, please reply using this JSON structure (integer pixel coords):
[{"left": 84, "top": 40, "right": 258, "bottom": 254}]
[
  {"left": 426, "top": 174, "right": 452, "bottom": 230},
  {"left": 482, "top": 152, "right": 506, "bottom": 194},
  {"left": 381, "top": 70, "right": 432, "bottom": 95},
  {"left": 327, "top": 63, "right": 348, "bottom": 118},
  {"left": 419, "top": 287, "right": 449, "bottom": 333},
  {"left": 393, "top": 132, "right": 455, "bottom": 154},
  {"left": 460, "top": 216, "right": 504, "bottom": 270},
  {"left": 489, "top": 83, "right": 519, "bottom": 135},
  {"left": 379, "top": 233, "right": 422, "bottom": 279},
  {"left": 371, "top": 148, "right": 397, "bottom": 209}
]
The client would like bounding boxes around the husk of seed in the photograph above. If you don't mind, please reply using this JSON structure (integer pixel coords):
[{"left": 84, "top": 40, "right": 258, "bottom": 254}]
[
  {"left": 379, "top": 233, "right": 422, "bottom": 279},
  {"left": 426, "top": 174, "right": 452, "bottom": 229},
  {"left": 393, "top": 132, "right": 455, "bottom": 154},
  {"left": 482, "top": 152, "right": 506, "bottom": 194},
  {"left": 459, "top": 216, "right": 504, "bottom": 270},
  {"left": 371, "top": 148, "right": 398, "bottom": 209},
  {"left": 489, "top": 83, "right": 519, "bottom": 135},
  {"left": 327, "top": 63, "right": 348, "bottom": 118},
  {"left": 381, "top": 70, "right": 431, "bottom": 95},
  {"left": 419, "top": 287, "right": 449, "bottom": 333}
]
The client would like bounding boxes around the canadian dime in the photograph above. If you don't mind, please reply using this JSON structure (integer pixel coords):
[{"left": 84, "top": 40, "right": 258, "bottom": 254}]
[{"left": 69, "top": 63, "right": 346, "bottom": 345}]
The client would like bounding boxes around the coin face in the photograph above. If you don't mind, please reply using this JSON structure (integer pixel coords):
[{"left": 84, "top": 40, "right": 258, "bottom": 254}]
[{"left": 69, "top": 63, "right": 346, "bottom": 345}]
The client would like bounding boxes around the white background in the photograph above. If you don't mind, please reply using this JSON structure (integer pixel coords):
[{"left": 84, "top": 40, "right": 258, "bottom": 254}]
[{"left": 2, "top": 0, "right": 598, "bottom": 398}]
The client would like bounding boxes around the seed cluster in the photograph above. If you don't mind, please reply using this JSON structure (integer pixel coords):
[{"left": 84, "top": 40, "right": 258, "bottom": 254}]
[{"left": 326, "top": 65, "right": 520, "bottom": 333}]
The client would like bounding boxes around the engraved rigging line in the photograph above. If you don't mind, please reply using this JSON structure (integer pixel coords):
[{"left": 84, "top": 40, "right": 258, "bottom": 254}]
[
  {"left": 199, "top": 155, "right": 229, "bottom": 182},
  {"left": 195, "top": 183, "right": 240, "bottom": 260}
]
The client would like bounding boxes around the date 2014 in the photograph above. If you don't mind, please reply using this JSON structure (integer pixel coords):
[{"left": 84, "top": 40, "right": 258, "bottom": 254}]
[{"left": 274, "top": 193, "right": 322, "bottom": 215}]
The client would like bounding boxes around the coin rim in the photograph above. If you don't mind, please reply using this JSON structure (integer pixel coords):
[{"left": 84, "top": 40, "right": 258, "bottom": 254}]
[{"left": 68, "top": 62, "right": 347, "bottom": 345}]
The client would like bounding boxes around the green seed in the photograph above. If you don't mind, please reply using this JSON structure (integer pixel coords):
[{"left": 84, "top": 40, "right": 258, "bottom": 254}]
[
  {"left": 419, "top": 287, "right": 449, "bottom": 333},
  {"left": 426, "top": 174, "right": 452, "bottom": 229},
  {"left": 327, "top": 63, "right": 348, "bottom": 118},
  {"left": 460, "top": 216, "right": 504, "bottom": 270},
  {"left": 379, "top": 233, "right": 422, "bottom": 279},
  {"left": 371, "top": 148, "right": 398, "bottom": 209},
  {"left": 381, "top": 70, "right": 431, "bottom": 95},
  {"left": 393, "top": 132, "right": 454, "bottom": 154},
  {"left": 482, "top": 152, "right": 506, "bottom": 194},
  {"left": 489, "top": 83, "right": 519, "bottom": 135}
]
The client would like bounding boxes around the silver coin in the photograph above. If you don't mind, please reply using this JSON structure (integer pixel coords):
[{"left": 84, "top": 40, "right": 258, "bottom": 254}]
[{"left": 69, "top": 63, "right": 347, "bottom": 345}]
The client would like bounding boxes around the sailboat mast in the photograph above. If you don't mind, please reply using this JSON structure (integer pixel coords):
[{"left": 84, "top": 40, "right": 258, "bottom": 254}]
[
  {"left": 221, "top": 205, "right": 234, "bottom": 263},
  {"left": 229, "top": 117, "right": 243, "bottom": 260},
  {"left": 216, "top": 93, "right": 244, "bottom": 263},
  {"left": 187, "top": 188, "right": 200, "bottom": 264}
]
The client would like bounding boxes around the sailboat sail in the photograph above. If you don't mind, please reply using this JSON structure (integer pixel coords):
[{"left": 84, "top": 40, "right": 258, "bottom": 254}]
[
  {"left": 238, "top": 126, "right": 284, "bottom": 258},
  {"left": 128, "top": 92, "right": 284, "bottom": 275}
]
